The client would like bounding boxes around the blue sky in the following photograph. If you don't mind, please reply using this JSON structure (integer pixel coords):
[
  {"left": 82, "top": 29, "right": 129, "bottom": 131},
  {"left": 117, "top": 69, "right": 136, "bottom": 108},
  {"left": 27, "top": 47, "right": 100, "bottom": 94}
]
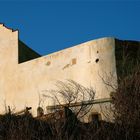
[{"left": 0, "top": 0, "right": 140, "bottom": 55}]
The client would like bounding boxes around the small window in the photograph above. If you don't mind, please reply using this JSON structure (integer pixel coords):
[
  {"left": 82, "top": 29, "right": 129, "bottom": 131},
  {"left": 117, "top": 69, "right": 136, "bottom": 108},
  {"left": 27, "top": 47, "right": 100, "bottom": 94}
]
[
  {"left": 89, "top": 112, "right": 102, "bottom": 122},
  {"left": 72, "top": 58, "right": 77, "bottom": 65}
]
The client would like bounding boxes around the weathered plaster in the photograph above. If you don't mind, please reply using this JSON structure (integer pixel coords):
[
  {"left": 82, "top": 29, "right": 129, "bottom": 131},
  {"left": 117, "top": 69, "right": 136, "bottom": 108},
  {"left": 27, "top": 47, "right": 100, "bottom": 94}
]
[{"left": 0, "top": 24, "right": 117, "bottom": 117}]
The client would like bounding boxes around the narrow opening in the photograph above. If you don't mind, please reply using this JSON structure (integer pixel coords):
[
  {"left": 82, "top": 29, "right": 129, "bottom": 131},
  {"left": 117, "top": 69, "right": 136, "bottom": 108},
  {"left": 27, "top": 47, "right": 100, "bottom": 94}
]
[
  {"left": 89, "top": 112, "right": 102, "bottom": 122},
  {"left": 72, "top": 58, "right": 77, "bottom": 65}
]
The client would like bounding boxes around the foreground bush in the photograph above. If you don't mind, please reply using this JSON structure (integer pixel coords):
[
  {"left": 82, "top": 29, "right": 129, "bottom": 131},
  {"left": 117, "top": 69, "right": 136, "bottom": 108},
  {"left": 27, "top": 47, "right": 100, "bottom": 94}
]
[
  {"left": 111, "top": 67, "right": 140, "bottom": 139},
  {"left": 0, "top": 111, "right": 139, "bottom": 140},
  {"left": 0, "top": 113, "right": 53, "bottom": 140}
]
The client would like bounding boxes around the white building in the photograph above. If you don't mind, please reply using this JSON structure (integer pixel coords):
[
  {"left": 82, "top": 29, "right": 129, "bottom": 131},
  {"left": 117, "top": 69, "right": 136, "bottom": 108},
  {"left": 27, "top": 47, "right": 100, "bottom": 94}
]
[{"left": 0, "top": 24, "right": 139, "bottom": 122}]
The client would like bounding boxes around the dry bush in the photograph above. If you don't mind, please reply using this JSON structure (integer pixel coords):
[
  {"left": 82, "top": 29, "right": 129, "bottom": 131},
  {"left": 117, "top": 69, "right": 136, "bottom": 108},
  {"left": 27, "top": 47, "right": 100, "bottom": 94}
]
[
  {"left": 44, "top": 80, "right": 95, "bottom": 119},
  {"left": 0, "top": 112, "right": 122, "bottom": 140},
  {"left": 112, "top": 69, "right": 140, "bottom": 123},
  {"left": 111, "top": 65, "right": 140, "bottom": 139},
  {"left": 0, "top": 113, "right": 53, "bottom": 140}
]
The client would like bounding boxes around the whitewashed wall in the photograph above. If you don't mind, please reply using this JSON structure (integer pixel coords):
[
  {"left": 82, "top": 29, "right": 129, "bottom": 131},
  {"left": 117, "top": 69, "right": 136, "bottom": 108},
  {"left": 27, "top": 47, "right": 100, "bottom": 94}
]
[{"left": 0, "top": 24, "right": 117, "bottom": 116}]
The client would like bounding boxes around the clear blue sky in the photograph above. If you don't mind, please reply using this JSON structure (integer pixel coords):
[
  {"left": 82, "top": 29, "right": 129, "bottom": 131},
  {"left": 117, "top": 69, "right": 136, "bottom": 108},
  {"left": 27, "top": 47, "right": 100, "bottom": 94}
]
[{"left": 0, "top": 0, "right": 140, "bottom": 55}]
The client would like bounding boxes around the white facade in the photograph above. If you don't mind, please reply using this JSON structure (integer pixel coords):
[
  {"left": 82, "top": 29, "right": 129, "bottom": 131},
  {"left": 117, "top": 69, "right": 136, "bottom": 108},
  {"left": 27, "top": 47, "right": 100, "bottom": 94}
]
[{"left": 0, "top": 24, "right": 117, "bottom": 117}]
